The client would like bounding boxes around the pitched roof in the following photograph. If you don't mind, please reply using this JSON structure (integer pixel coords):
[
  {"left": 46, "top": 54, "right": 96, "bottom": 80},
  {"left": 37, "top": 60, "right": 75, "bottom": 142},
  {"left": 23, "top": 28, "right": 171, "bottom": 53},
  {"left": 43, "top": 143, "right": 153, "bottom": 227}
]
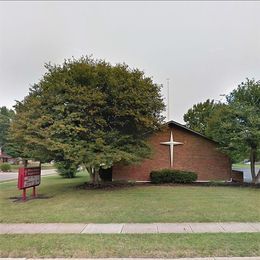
[
  {"left": 0, "top": 151, "right": 12, "bottom": 159},
  {"left": 166, "top": 120, "right": 217, "bottom": 143}
]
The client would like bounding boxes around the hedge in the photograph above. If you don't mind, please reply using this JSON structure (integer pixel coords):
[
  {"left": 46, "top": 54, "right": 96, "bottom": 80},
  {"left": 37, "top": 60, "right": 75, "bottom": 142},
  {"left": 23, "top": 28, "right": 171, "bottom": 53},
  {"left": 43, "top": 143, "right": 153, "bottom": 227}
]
[{"left": 150, "top": 168, "right": 197, "bottom": 184}]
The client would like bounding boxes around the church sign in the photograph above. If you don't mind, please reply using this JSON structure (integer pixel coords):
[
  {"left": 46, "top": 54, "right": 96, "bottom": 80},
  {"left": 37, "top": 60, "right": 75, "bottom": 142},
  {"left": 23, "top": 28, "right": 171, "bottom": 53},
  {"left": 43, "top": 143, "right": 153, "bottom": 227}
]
[{"left": 18, "top": 167, "right": 41, "bottom": 201}]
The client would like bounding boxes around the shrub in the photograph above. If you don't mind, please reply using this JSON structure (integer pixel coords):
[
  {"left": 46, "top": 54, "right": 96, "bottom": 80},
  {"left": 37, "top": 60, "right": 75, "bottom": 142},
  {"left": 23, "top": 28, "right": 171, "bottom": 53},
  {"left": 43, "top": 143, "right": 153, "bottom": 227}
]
[
  {"left": 55, "top": 160, "right": 79, "bottom": 178},
  {"left": 150, "top": 169, "right": 197, "bottom": 184},
  {"left": 0, "top": 163, "right": 11, "bottom": 172}
]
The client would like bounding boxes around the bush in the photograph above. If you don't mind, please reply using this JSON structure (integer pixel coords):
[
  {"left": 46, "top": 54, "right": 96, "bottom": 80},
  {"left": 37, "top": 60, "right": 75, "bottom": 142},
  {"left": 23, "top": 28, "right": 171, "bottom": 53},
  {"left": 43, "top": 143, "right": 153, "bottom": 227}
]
[
  {"left": 150, "top": 169, "right": 197, "bottom": 184},
  {"left": 55, "top": 160, "right": 79, "bottom": 178},
  {"left": 0, "top": 163, "right": 11, "bottom": 172}
]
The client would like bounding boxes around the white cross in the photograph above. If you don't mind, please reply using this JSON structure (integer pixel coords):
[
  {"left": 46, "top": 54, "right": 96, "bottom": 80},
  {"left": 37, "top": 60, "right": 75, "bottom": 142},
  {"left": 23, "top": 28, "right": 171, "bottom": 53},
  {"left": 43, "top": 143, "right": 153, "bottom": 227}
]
[{"left": 160, "top": 131, "right": 183, "bottom": 167}]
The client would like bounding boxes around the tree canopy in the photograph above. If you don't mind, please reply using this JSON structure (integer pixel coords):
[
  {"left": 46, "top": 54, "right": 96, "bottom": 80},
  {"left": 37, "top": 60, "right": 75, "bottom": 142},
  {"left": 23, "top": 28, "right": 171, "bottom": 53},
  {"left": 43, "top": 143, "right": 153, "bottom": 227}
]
[
  {"left": 207, "top": 79, "right": 260, "bottom": 183},
  {"left": 183, "top": 99, "right": 222, "bottom": 135},
  {"left": 183, "top": 78, "right": 260, "bottom": 183},
  {"left": 9, "top": 56, "right": 165, "bottom": 181},
  {"left": 0, "top": 106, "right": 14, "bottom": 150}
]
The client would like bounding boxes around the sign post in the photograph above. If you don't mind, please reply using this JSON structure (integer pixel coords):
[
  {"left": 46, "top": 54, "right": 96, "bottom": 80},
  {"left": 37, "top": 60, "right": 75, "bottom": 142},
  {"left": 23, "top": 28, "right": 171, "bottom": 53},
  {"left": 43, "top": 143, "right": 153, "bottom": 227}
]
[{"left": 18, "top": 167, "right": 41, "bottom": 201}]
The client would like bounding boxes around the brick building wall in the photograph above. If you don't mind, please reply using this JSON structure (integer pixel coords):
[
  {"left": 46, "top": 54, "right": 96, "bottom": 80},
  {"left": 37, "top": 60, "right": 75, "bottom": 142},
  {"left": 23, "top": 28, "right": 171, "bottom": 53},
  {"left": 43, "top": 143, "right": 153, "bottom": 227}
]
[{"left": 113, "top": 123, "right": 232, "bottom": 181}]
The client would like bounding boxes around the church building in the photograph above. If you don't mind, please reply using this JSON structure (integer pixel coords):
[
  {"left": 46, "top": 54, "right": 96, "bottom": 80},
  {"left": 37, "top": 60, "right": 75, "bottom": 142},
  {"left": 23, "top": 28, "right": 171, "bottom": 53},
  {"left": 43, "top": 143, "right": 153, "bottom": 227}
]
[{"left": 112, "top": 121, "right": 234, "bottom": 182}]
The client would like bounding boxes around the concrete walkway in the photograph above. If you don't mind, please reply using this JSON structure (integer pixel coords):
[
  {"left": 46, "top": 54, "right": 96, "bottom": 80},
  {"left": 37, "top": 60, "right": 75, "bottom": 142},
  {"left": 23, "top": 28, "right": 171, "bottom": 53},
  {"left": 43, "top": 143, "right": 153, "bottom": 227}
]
[
  {"left": 1, "top": 223, "right": 259, "bottom": 234},
  {"left": 0, "top": 256, "right": 260, "bottom": 260}
]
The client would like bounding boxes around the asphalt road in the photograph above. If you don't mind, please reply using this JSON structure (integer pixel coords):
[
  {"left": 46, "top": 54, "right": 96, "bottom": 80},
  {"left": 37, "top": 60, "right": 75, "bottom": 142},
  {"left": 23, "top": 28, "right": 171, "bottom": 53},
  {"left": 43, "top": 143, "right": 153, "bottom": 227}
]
[{"left": 0, "top": 169, "right": 57, "bottom": 182}]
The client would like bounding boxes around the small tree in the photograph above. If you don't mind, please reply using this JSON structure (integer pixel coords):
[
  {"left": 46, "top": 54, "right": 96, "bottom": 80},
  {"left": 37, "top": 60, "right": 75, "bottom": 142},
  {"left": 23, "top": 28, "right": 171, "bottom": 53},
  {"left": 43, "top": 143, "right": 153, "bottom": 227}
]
[
  {"left": 207, "top": 79, "right": 260, "bottom": 183},
  {"left": 55, "top": 160, "right": 79, "bottom": 178},
  {"left": 9, "top": 56, "right": 165, "bottom": 183}
]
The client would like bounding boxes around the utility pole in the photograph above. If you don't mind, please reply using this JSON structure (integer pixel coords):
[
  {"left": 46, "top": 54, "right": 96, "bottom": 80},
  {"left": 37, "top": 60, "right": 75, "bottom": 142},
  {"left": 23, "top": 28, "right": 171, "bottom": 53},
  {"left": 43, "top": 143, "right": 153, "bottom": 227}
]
[{"left": 166, "top": 78, "right": 170, "bottom": 121}]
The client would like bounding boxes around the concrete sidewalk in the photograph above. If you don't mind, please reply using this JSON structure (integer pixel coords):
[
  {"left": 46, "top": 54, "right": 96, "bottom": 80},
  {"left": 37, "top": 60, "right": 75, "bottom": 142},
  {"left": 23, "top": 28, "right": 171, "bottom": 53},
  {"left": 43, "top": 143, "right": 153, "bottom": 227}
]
[
  {"left": 0, "top": 256, "right": 260, "bottom": 260},
  {"left": 1, "top": 222, "right": 259, "bottom": 234}
]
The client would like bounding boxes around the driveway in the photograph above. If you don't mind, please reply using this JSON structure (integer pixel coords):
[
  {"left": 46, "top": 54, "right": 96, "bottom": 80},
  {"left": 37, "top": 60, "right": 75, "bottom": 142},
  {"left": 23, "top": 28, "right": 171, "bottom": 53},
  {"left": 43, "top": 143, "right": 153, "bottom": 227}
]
[{"left": 0, "top": 169, "right": 57, "bottom": 182}]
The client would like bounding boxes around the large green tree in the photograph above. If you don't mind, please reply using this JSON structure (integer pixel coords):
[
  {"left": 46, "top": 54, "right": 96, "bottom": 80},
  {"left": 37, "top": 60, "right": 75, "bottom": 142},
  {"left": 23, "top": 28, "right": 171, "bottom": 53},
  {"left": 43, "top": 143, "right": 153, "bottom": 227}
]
[
  {"left": 183, "top": 99, "right": 222, "bottom": 135},
  {"left": 0, "top": 106, "right": 14, "bottom": 150},
  {"left": 207, "top": 79, "right": 260, "bottom": 183},
  {"left": 9, "top": 56, "right": 165, "bottom": 182}
]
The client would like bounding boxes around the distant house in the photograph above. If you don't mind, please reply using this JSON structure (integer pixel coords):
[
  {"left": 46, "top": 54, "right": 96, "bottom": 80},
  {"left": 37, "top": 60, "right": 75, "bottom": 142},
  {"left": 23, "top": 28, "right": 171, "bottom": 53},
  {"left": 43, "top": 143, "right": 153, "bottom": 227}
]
[
  {"left": 112, "top": 121, "right": 242, "bottom": 182},
  {"left": 0, "top": 148, "right": 13, "bottom": 163}
]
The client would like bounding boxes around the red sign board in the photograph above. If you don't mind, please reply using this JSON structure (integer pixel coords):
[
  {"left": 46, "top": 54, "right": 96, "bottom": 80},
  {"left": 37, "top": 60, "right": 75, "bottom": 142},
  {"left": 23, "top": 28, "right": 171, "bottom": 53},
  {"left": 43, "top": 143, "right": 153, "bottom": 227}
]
[{"left": 18, "top": 167, "right": 41, "bottom": 190}]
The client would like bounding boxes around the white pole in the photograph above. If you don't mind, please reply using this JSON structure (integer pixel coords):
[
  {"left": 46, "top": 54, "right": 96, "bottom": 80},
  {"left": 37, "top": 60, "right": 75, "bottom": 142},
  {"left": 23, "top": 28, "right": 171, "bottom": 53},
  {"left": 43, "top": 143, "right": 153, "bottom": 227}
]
[{"left": 167, "top": 78, "right": 170, "bottom": 121}]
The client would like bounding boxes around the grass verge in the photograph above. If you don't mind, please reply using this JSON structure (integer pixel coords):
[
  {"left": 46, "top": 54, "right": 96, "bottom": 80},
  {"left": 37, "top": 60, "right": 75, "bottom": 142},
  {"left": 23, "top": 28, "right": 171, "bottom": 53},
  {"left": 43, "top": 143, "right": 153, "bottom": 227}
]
[{"left": 0, "top": 233, "right": 259, "bottom": 258}]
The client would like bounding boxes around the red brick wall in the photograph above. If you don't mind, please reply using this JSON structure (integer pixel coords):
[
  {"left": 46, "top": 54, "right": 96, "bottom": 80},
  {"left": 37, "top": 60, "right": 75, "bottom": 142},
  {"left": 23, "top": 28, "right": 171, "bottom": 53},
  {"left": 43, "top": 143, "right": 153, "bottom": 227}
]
[{"left": 113, "top": 124, "right": 232, "bottom": 181}]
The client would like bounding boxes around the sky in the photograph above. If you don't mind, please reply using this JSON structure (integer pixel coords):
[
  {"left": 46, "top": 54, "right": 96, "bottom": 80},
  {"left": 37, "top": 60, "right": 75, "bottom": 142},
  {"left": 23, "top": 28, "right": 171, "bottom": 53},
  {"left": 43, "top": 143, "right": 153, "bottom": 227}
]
[{"left": 0, "top": 1, "right": 259, "bottom": 123}]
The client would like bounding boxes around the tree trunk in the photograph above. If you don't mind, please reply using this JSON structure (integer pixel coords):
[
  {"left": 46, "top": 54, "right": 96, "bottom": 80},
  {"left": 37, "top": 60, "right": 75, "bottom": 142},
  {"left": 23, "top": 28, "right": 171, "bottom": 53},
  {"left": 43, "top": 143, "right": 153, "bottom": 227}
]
[
  {"left": 255, "top": 169, "right": 260, "bottom": 184},
  {"left": 23, "top": 159, "right": 28, "bottom": 168},
  {"left": 250, "top": 148, "right": 257, "bottom": 183},
  {"left": 86, "top": 166, "right": 100, "bottom": 184},
  {"left": 93, "top": 167, "right": 100, "bottom": 184},
  {"left": 87, "top": 167, "right": 95, "bottom": 183}
]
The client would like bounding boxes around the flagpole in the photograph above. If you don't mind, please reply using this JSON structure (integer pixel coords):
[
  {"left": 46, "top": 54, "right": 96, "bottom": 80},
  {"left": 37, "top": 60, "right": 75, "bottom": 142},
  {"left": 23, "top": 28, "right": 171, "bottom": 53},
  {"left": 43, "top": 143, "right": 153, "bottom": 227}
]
[{"left": 167, "top": 78, "right": 170, "bottom": 121}]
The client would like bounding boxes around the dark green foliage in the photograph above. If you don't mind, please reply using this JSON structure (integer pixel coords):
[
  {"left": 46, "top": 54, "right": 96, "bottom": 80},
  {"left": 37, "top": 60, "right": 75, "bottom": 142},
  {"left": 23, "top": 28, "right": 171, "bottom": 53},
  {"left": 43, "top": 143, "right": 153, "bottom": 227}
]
[
  {"left": 0, "top": 163, "right": 11, "bottom": 172},
  {"left": 55, "top": 161, "right": 79, "bottom": 178},
  {"left": 150, "top": 169, "right": 197, "bottom": 184},
  {"left": 173, "top": 171, "right": 198, "bottom": 183},
  {"left": 8, "top": 56, "right": 165, "bottom": 182}
]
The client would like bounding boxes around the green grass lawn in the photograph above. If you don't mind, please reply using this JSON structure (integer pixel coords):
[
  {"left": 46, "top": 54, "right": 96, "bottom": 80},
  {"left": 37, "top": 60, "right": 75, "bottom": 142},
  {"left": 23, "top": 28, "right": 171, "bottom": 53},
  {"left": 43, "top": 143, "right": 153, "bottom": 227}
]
[
  {"left": 232, "top": 163, "right": 250, "bottom": 168},
  {"left": 0, "top": 233, "right": 259, "bottom": 258},
  {"left": 0, "top": 172, "right": 259, "bottom": 223},
  {"left": 232, "top": 163, "right": 260, "bottom": 169}
]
